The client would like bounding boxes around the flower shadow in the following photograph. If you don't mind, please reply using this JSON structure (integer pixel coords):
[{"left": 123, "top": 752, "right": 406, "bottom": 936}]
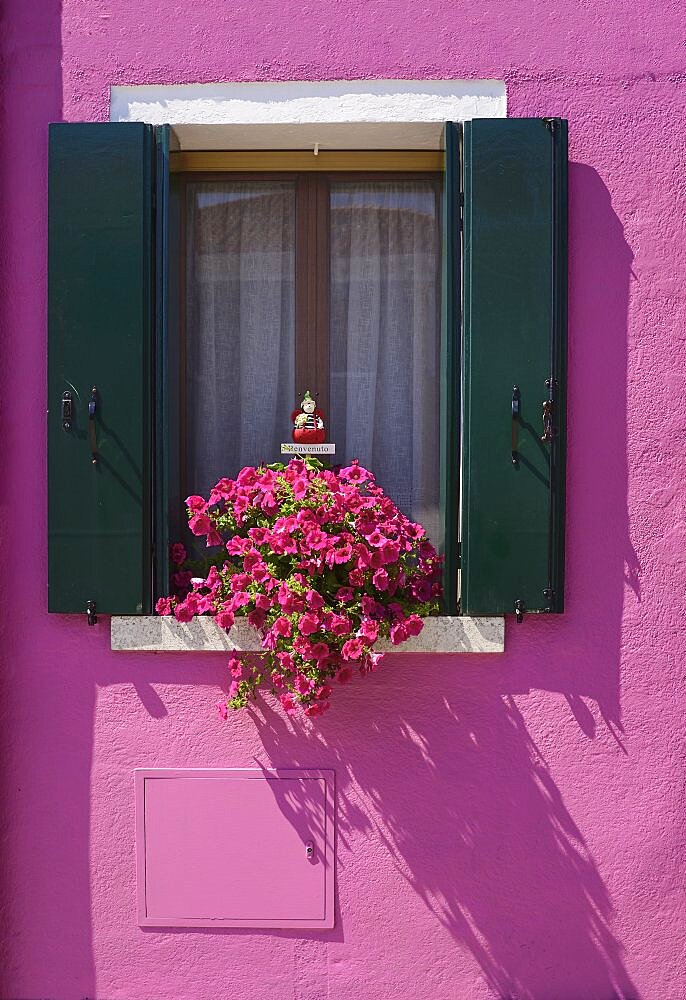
[{"left": 248, "top": 655, "right": 639, "bottom": 999}]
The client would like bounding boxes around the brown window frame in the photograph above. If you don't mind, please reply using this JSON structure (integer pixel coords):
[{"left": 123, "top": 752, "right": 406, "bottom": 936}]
[{"left": 179, "top": 165, "right": 443, "bottom": 496}]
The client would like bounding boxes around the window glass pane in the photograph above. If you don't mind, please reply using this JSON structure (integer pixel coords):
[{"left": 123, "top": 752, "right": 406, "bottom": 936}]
[
  {"left": 185, "top": 181, "right": 295, "bottom": 496},
  {"left": 330, "top": 180, "right": 442, "bottom": 546}
]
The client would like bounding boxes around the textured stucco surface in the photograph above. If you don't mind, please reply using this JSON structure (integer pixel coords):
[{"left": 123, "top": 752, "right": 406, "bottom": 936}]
[{"left": 1, "top": 1, "right": 686, "bottom": 999}]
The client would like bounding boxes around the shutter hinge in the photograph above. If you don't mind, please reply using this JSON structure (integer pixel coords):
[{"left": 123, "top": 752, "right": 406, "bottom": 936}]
[
  {"left": 543, "top": 117, "right": 557, "bottom": 134},
  {"left": 542, "top": 588, "right": 555, "bottom": 610},
  {"left": 514, "top": 599, "right": 525, "bottom": 623},
  {"left": 86, "top": 600, "right": 98, "bottom": 626}
]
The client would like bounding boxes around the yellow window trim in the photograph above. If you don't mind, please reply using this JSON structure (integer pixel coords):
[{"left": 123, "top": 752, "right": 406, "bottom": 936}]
[{"left": 169, "top": 150, "right": 445, "bottom": 173}]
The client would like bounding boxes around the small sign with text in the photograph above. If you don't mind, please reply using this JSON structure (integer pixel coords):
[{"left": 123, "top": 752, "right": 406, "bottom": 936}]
[{"left": 281, "top": 443, "right": 336, "bottom": 455}]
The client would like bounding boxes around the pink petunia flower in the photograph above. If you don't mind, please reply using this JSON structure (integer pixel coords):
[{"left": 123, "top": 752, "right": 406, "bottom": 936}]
[
  {"left": 189, "top": 513, "right": 212, "bottom": 536},
  {"left": 339, "top": 461, "right": 372, "bottom": 483},
  {"left": 358, "top": 619, "right": 379, "bottom": 642},
  {"left": 216, "top": 699, "right": 229, "bottom": 720},
  {"left": 174, "top": 601, "right": 194, "bottom": 623},
  {"left": 390, "top": 621, "right": 409, "bottom": 645},
  {"left": 298, "top": 613, "right": 320, "bottom": 636},
  {"left": 294, "top": 674, "right": 313, "bottom": 695},
  {"left": 232, "top": 591, "right": 252, "bottom": 608},
  {"left": 341, "top": 637, "right": 364, "bottom": 660},
  {"left": 365, "top": 529, "right": 388, "bottom": 548},
  {"left": 329, "top": 613, "right": 352, "bottom": 636},
  {"left": 293, "top": 636, "right": 315, "bottom": 659},
  {"left": 276, "top": 651, "right": 295, "bottom": 672},
  {"left": 404, "top": 614, "right": 424, "bottom": 637},
  {"left": 292, "top": 477, "right": 308, "bottom": 499},
  {"left": 186, "top": 495, "right": 208, "bottom": 513},
  {"left": 248, "top": 608, "right": 266, "bottom": 630},
  {"left": 226, "top": 536, "right": 252, "bottom": 555},
  {"left": 272, "top": 616, "right": 293, "bottom": 637},
  {"left": 379, "top": 540, "right": 401, "bottom": 565},
  {"left": 310, "top": 641, "right": 330, "bottom": 661},
  {"left": 261, "top": 492, "right": 278, "bottom": 515},
  {"left": 306, "top": 590, "right": 325, "bottom": 610},
  {"left": 155, "top": 596, "right": 174, "bottom": 615},
  {"left": 305, "top": 527, "right": 329, "bottom": 551},
  {"left": 256, "top": 469, "right": 277, "bottom": 490},
  {"left": 215, "top": 609, "right": 235, "bottom": 630},
  {"left": 251, "top": 565, "right": 272, "bottom": 585},
  {"left": 236, "top": 467, "right": 259, "bottom": 488},
  {"left": 280, "top": 694, "right": 298, "bottom": 715},
  {"left": 243, "top": 550, "right": 262, "bottom": 572}
]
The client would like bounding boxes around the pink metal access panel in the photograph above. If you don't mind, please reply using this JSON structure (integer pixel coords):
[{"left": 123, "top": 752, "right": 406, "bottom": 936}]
[{"left": 135, "top": 768, "right": 335, "bottom": 929}]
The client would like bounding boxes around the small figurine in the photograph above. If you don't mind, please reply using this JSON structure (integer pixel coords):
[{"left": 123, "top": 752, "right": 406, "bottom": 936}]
[{"left": 291, "top": 390, "right": 326, "bottom": 445}]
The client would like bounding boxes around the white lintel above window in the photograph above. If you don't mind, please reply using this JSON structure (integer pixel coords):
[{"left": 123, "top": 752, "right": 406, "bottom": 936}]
[{"left": 110, "top": 78, "right": 507, "bottom": 151}]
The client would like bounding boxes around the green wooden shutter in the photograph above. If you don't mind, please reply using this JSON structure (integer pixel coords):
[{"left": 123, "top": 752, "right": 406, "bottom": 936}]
[
  {"left": 460, "top": 118, "right": 568, "bottom": 617},
  {"left": 440, "top": 121, "right": 461, "bottom": 613},
  {"left": 153, "top": 124, "right": 171, "bottom": 601},
  {"left": 48, "top": 123, "right": 156, "bottom": 616}
]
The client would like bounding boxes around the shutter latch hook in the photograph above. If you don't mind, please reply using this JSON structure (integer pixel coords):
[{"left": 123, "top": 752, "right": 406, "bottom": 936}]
[
  {"left": 88, "top": 386, "right": 98, "bottom": 464},
  {"left": 86, "top": 600, "right": 97, "bottom": 626},
  {"left": 511, "top": 386, "right": 520, "bottom": 465},
  {"left": 541, "top": 379, "right": 556, "bottom": 443}
]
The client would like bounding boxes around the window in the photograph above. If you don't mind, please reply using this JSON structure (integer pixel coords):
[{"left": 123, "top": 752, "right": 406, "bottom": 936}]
[
  {"left": 182, "top": 169, "right": 443, "bottom": 547},
  {"left": 47, "top": 120, "right": 567, "bottom": 620}
]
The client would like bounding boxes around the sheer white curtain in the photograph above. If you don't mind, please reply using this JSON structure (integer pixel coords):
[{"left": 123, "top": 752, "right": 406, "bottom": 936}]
[
  {"left": 330, "top": 181, "right": 442, "bottom": 546},
  {"left": 185, "top": 181, "right": 295, "bottom": 497}
]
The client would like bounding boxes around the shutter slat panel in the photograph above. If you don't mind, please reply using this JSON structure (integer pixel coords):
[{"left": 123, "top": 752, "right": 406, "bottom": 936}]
[
  {"left": 460, "top": 118, "right": 567, "bottom": 616},
  {"left": 48, "top": 122, "right": 155, "bottom": 615},
  {"left": 154, "top": 125, "right": 171, "bottom": 602},
  {"left": 439, "top": 121, "right": 461, "bottom": 612}
]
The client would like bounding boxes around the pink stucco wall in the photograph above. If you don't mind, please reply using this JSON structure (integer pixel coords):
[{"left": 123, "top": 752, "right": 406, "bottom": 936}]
[{"left": 2, "top": 1, "right": 685, "bottom": 997}]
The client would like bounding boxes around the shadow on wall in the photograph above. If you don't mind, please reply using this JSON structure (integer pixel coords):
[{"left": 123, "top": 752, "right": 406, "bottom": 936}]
[
  {"left": 240, "top": 161, "right": 639, "bottom": 999},
  {"left": 253, "top": 679, "right": 638, "bottom": 1000},
  {"left": 500, "top": 161, "right": 638, "bottom": 746}
]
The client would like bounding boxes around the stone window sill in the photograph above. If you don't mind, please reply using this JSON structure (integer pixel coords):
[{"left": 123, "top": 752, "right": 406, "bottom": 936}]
[{"left": 111, "top": 616, "right": 504, "bottom": 654}]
